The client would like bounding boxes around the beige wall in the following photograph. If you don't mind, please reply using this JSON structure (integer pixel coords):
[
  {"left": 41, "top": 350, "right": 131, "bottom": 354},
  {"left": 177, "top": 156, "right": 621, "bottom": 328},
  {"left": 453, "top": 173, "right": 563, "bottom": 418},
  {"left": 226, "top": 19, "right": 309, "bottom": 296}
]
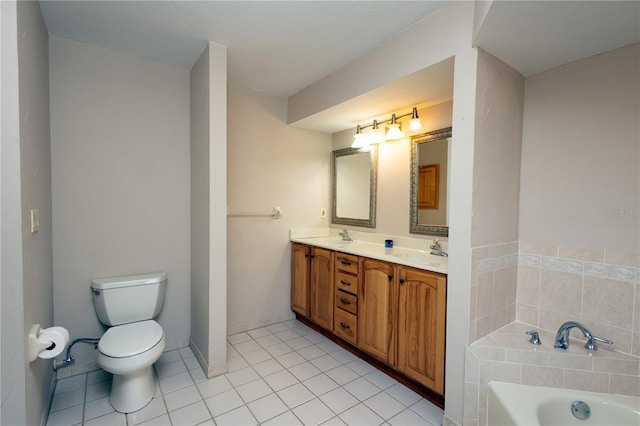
[
  {"left": 1, "top": 2, "right": 27, "bottom": 422},
  {"left": 190, "top": 45, "right": 211, "bottom": 372},
  {"left": 519, "top": 43, "right": 639, "bottom": 253},
  {"left": 2, "top": 2, "right": 55, "bottom": 424},
  {"left": 190, "top": 42, "right": 228, "bottom": 377},
  {"left": 472, "top": 49, "right": 524, "bottom": 247},
  {"left": 50, "top": 36, "right": 192, "bottom": 373},
  {"left": 17, "top": 3, "right": 55, "bottom": 425},
  {"left": 227, "top": 84, "right": 331, "bottom": 333},
  {"left": 1, "top": 2, "right": 54, "bottom": 425}
]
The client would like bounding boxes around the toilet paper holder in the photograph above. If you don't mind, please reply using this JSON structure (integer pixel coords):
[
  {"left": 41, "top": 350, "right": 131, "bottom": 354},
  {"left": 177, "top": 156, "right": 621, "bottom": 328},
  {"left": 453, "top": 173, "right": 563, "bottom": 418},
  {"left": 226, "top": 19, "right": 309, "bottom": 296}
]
[{"left": 27, "top": 324, "right": 61, "bottom": 362}]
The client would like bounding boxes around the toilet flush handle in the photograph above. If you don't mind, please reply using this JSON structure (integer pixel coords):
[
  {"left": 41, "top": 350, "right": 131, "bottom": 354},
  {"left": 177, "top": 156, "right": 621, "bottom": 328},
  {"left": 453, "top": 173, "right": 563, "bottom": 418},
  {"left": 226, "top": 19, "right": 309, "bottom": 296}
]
[{"left": 92, "top": 289, "right": 101, "bottom": 296}]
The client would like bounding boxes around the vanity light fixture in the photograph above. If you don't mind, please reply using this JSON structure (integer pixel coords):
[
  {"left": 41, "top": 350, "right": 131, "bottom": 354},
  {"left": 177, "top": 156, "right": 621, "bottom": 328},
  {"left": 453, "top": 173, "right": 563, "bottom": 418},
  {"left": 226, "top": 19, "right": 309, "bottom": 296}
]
[{"left": 351, "top": 107, "right": 422, "bottom": 147}]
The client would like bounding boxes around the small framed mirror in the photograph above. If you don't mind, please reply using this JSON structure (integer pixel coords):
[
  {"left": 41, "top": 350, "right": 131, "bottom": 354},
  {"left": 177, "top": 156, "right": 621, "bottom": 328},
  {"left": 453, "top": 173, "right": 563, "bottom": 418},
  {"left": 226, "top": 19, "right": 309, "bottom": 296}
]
[
  {"left": 410, "top": 127, "right": 452, "bottom": 236},
  {"left": 331, "top": 146, "right": 377, "bottom": 228}
]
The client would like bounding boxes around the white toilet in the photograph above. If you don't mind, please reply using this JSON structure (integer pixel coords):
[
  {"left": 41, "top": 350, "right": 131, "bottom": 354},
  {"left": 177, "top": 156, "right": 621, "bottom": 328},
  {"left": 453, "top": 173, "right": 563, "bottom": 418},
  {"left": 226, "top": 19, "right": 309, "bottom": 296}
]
[{"left": 91, "top": 271, "right": 167, "bottom": 413}]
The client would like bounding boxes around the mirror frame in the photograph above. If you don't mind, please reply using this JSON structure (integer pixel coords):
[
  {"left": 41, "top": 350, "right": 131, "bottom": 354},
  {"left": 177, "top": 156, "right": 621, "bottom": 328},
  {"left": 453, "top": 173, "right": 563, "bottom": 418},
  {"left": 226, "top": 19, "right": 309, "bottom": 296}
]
[
  {"left": 331, "top": 146, "right": 378, "bottom": 228},
  {"left": 410, "top": 127, "right": 452, "bottom": 237}
]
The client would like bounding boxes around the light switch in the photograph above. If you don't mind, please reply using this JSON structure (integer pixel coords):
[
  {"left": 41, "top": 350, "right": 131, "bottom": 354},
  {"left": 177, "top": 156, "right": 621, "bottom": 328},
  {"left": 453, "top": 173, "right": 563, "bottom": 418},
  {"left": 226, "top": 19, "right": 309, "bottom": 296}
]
[
  {"left": 30, "top": 209, "right": 40, "bottom": 233},
  {"left": 320, "top": 207, "right": 327, "bottom": 219}
]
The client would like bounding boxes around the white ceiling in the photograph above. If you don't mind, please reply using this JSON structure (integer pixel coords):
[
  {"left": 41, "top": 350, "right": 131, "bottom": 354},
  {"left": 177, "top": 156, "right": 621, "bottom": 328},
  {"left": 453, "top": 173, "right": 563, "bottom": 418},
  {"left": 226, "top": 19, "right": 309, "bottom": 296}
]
[
  {"left": 39, "top": 1, "right": 639, "bottom": 133},
  {"left": 39, "top": 1, "right": 448, "bottom": 98},
  {"left": 474, "top": 1, "right": 640, "bottom": 77}
]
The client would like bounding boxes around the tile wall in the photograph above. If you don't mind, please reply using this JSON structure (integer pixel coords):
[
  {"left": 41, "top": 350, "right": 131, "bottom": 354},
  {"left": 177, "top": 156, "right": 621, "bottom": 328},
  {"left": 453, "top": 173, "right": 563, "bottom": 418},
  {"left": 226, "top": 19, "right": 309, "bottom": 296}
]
[
  {"left": 464, "top": 241, "right": 640, "bottom": 426},
  {"left": 469, "top": 242, "right": 519, "bottom": 342},
  {"left": 516, "top": 241, "right": 639, "bottom": 355}
]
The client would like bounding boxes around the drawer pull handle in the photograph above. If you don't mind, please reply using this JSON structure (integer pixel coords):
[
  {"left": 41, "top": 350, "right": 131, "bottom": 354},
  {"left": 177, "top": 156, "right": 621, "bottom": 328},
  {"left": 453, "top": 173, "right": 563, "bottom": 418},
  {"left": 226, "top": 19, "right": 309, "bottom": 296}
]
[
  {"left": 340, "top": 260, "right": 352, "bottom": 265},
  {"left": 340, "top": 280, "right": 351, "bottom": 286},
  {"left": 340, "top": 298, "right": 351, "bottom": 305},
  {"left": 339, "top": 322, "right": 351, "bottom": 330}
]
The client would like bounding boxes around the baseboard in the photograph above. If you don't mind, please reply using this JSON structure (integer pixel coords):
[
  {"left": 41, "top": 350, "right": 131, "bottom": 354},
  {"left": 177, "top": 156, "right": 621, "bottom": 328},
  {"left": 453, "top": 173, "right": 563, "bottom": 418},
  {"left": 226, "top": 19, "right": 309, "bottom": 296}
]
[
  {"left": 189, "top": 338, "right": 228, "bottom": 379},
  {"left": 443, "top": 414, "right": 461, "bottom": 426}
]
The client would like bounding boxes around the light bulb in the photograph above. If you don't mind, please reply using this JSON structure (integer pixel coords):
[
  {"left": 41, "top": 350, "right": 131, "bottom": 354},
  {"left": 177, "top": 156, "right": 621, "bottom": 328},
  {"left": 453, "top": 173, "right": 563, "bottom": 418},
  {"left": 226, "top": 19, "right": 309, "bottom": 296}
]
[
  {"left": 351, "top": 133, "right": 368, "bottom": 148},
  {"left": 409, "top": 118, "right": 422, "bottom": 131},
  {"left": 369, "top": 120, "right": 385, "bottom": 144},
  {"left": 386, "top": 123, "right": 404, "bottom": 140}
]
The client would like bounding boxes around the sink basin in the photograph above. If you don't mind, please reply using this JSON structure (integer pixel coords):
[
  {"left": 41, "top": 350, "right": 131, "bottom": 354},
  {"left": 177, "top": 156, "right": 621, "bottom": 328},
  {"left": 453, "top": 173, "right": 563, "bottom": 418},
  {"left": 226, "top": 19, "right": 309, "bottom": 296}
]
[{"left": 393, "top": 252, "right": 447, "bottom": 268}]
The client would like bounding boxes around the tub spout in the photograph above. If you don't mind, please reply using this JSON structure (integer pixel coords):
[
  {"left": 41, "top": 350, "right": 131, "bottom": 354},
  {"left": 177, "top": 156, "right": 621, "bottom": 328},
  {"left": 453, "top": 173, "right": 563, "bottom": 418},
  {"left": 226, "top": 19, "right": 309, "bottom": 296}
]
[{"left": 553, "top": 321, "right": 613, "bottom": 351}]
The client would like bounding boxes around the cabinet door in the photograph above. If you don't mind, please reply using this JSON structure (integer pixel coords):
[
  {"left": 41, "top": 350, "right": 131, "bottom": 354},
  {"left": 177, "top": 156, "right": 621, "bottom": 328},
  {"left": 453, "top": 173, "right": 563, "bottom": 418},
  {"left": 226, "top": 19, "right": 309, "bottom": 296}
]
[
  {"left": 357, "top": 258, "right": 396, "bottom": 364},
  {"left": 310, "top": 247, "right": 334, "bottom": 330},
  {"left": 397, "top": 267, "right": 447, "bottom": 395},
  {"left": 291, "top": 243, "right": 310, "bottom": 317}
]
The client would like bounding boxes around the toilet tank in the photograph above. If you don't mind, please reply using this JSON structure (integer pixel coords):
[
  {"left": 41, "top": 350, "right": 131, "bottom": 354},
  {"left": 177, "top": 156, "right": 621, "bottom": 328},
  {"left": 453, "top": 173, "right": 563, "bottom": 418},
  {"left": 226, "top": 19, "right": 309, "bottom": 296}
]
[{"left": 91, "top": 271, "right": 167, "bottom": 326}]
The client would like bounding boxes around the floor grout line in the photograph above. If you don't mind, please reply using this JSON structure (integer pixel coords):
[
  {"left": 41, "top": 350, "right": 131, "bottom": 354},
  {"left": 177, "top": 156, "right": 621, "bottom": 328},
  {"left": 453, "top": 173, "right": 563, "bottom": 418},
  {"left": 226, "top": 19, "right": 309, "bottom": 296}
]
[{"left": 47, "top": 319, "right": 443, "bottom": 426}]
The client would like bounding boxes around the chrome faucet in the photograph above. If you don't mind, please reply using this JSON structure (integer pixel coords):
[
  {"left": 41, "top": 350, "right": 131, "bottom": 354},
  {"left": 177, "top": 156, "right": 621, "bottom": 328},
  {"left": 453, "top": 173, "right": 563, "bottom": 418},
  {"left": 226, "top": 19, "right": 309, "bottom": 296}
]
[
  {"left": 553, "top": 321, "right": 613, "bottom": 351},
  {"left": 338, "top": 229, "right": 352, "bottom": 242},
  {"left": 429, "top": 239, "right": 448, "bottom": 257}
]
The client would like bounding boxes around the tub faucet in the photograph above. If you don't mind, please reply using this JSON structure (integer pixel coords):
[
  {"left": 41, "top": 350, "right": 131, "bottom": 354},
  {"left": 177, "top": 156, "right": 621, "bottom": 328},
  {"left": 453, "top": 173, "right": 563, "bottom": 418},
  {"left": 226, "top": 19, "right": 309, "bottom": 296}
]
[
  {"left": 553, "top": 321, "right": 613, "bottom": 351},
  {"left": 430, "top": 239, "right": 448, "bottom": 257},
  {"left": 338, "top": 229, "right": 352, "bottom": 242}
]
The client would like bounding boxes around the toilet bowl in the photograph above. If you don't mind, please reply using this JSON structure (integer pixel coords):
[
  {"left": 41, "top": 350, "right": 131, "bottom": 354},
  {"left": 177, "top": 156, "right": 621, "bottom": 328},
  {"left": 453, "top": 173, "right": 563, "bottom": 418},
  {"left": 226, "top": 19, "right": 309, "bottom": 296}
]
[
  {"left": 96, "top": 320, "right": 166, "bottom": 413},
  {"left": 91, "top": 272, "right": 167, "bottom": 413}
]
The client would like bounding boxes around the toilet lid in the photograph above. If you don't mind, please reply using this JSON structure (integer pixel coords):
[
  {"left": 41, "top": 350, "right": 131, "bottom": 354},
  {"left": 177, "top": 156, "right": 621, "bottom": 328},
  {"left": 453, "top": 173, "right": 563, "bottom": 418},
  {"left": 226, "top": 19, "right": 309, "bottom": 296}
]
[{"left": 99, "top": 320, "right": 164, "bottom": 358}]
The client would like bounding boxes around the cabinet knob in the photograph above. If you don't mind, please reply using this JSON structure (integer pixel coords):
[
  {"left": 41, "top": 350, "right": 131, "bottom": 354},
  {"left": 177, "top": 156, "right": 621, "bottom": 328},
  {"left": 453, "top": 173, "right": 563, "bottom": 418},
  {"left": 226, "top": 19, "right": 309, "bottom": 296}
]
[
  {"left": 399, "top": 279, "right": 405, "bottom": 284},
  {"left": 340, "top": 298, "right": 351, "bottom": 305},
  {"left": 388, "top": 275, "right": 393, "bottom": 281},
  {"left": 340, "top": 280, "right": 351, "bottom": 286},
  {"left": 339, "top": 322, "right": 351, "bottom": 330},
  {"left": 340, "top": 259, "right": 352, "bottom": 265}
]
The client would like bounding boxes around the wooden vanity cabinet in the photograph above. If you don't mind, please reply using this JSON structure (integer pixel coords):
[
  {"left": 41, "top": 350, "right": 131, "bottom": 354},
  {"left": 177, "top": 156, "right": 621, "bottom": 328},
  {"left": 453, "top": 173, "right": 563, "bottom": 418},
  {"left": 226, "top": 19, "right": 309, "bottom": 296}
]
[
  {"left": 291, "top": 243, "right": 310, "bottom": 317},
  {"left": 291, "top": 244, "right": 334, "bottom": 331},
  {"left": 309, "top": 247, "right": 334, "bottom": 330},
  {"left": 397, "top": 266, "right": 447, "bottom": 394},
  {"left": 291, "top": 243, "right": 447, "bottom": 402},
  {"left": 357, "top": 258, "right": 397, "bottom": 365},
  {"left": 333, "top": 253, "right": 359, "bottom": 345}
]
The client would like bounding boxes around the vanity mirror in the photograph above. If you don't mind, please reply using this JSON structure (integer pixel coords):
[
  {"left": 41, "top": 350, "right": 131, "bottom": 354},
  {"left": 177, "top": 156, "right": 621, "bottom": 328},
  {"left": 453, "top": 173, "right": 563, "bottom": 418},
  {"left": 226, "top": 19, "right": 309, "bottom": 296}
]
[
  {"left": 331, "top": 146, "right": 378, "bottom": 228},
  {"left": 410, "top": 127, "right": 452, "bottom": 236}
]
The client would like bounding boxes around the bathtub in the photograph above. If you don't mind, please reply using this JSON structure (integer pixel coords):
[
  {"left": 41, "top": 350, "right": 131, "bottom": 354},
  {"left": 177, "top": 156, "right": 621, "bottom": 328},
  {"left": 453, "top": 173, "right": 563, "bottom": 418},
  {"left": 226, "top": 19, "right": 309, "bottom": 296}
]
[{"left": 488, "top": 381, "right": 640, "bottom": 426}]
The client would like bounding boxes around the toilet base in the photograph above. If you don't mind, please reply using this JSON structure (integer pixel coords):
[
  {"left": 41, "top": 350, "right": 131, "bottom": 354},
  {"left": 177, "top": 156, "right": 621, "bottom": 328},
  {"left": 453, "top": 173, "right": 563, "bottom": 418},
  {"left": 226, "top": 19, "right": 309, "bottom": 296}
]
[{"left": 109, "top": 366, "right": 156, "bottom": 413}]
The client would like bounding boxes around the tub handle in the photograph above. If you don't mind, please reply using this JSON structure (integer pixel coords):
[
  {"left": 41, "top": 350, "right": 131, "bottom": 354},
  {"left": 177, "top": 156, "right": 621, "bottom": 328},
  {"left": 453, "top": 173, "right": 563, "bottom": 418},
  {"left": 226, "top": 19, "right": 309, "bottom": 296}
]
[
  {"left": 585, "top": 335, "right": 613, "bottom": 351},
  {"left": 526, "top": 330, "right": 541, "bottom": 345}
]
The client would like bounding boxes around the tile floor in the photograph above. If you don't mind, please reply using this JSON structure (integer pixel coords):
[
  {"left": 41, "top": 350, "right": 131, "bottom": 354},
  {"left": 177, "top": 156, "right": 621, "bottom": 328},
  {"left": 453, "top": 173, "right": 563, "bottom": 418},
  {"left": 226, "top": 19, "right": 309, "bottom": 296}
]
[{"left": 46, "top": 319, "right": 444, "bottom": 425}]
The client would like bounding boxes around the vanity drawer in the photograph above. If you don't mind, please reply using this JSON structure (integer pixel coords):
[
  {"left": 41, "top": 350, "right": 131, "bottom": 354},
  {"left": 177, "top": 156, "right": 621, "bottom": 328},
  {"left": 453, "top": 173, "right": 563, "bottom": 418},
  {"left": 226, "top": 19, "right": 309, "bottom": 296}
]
[
  {"left": 335, "top": 270, "right": 358, "bottom": 295},
  {"left": 334, "top": 309, "right": 357, "bottom": 345},
  {"left": 335, "top": 290, "right": 357, "bottom": 315},
  {"left": 335, "top": 253, "right": 359, "bottom": 275}
]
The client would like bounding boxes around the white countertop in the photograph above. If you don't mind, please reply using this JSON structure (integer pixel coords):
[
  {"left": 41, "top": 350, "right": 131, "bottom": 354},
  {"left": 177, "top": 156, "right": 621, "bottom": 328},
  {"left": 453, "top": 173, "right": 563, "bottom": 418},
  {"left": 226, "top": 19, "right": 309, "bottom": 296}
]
[{"left": 290, "top": 229, "right": 448, "bottom": 275}]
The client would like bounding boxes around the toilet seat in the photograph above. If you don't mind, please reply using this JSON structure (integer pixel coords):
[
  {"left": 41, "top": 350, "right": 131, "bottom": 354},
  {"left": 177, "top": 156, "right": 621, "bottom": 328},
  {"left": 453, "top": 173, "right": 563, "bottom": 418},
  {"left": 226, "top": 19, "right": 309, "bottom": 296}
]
[{"left": 99, "top": 320, "right": 163, "bottom": 357}]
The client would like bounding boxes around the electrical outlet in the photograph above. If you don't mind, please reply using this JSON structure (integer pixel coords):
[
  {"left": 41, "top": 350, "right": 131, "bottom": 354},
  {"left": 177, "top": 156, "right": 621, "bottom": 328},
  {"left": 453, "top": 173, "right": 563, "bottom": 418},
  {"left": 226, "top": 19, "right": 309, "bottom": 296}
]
[{"left": 320, "top": 207, "right": 327, "bottom": 219}]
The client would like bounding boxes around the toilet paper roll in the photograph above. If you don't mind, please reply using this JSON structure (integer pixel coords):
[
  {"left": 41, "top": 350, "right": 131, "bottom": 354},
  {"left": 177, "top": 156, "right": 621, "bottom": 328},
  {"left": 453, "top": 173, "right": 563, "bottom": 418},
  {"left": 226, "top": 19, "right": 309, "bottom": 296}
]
[{"left": 37, "top": 327, "right": 70, "bottom": 359}]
